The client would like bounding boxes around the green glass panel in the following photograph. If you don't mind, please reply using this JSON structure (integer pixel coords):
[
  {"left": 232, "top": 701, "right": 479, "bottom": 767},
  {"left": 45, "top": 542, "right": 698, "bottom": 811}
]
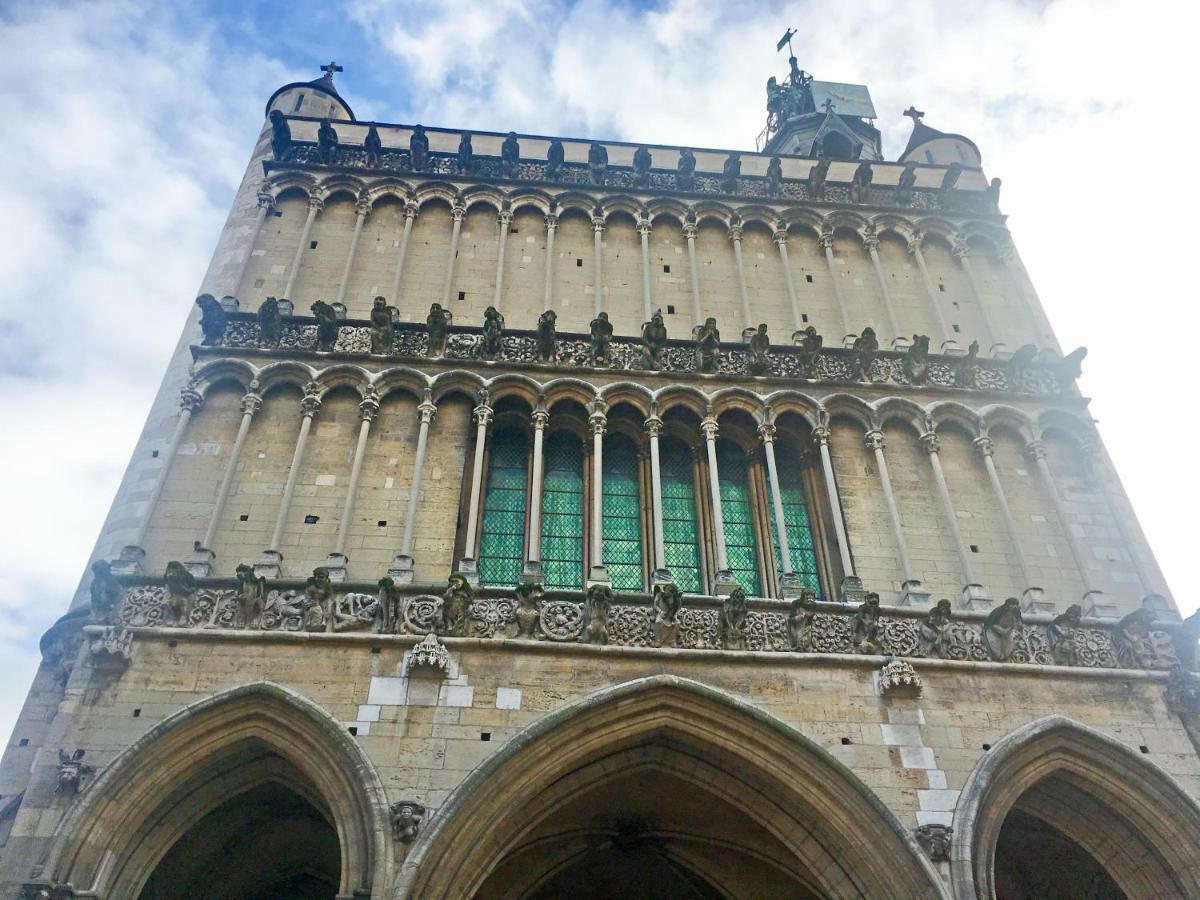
[
  {"left": 603, "top": 436, "right": 644, "bottom": 592},
  {"left": 717, "top": 442, "right": 762, "bottom": 596},
  {"left": 479, "top": 429, "right": 528, "bottom": 588},
  {"left": 769, "top": 453, "right": 822, "bottom": 597},
  {"left": 659, "top": 439, "right": 703, "bottom": 594},
  {"left": 541, "top": 431, "right": 584, "bottom": 590}
]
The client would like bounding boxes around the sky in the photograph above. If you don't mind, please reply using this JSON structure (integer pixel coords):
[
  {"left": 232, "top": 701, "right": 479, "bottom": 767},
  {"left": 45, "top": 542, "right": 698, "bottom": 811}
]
[{"left": 0, "top": 0, "right": 1195, "bottom": 743}]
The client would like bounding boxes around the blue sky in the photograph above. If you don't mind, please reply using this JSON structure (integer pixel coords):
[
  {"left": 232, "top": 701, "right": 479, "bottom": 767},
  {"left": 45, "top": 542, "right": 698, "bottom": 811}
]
[{"left": 0, "top": 0, "right": 1195, "bottom": 742}]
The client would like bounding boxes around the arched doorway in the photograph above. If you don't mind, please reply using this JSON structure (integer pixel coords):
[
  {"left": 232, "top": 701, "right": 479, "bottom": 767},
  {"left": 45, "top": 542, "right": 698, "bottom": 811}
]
[{"left": 396, "top": 675, "right": 945, "bottom": 899}]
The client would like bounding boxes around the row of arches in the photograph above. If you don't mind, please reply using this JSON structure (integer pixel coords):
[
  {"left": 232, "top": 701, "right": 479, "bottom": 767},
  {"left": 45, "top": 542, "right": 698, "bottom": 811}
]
[{"left": 32, "top": 677, "right": 1200, "bottom": 898}]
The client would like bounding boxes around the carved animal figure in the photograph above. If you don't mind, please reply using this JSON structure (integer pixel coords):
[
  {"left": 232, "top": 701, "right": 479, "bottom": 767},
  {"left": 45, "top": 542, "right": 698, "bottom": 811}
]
[
  {"left": 364, "top": 123, "right": 382, "bottom": 168},
  {"left": 409, "top": 125, "right": 429, "bottom": 171},
  {"left": 546, "top": 139, "right": 565, "bottom": 178},
  {"left": 258, "top": 297, "right": 282, "bottom": 346},
  {"left": 904, "top": 334, "right": 930, "bottom": 383},
  {"left": 982, "top": 597, "right": 1022, "bottom": 661},
  {"left": 747, "top": 323, "right": 771, "bottom": 375},
  {"left": 89, "top": 560, "right": 122, "bottom": 623},
  {"left": 513, "top": 582, "right": 543, "bottom": 639},
  {"left": 378, "top": 577, "right": 403, "bottom": 635},
  {"left": 536, "top": 309, "right": 557, "bottom": 362},
  {"left": 426, "top": 303, "right": 450, "bottom": 356},
  {"left": 895, "top": 161, "right": 918, "bottom": 204},
  {"left": 310, "top": 301, "right": 339, "bottom": 352},
  {"left": 588, "top": 142, "right": 608, "bottom": 184},
  {"left": 852, "top": 594, "right": 882, "bottom": 654},
  {"left": 584, "top": 583, "right": 614, "bottom": 645},
  {"left": 269, "top": 109, "right": 291, "bottom": 160},
  {"left": 195, "top": 294, "right": 227, "bottom": 345},
  {"left": 676, "top": 149, "right": 696, "bottom": 190},
  {"left": 589, "top": 312, "right": 613, "bottom": 366},
  {"left": 633, "top": 145, "right": 652, "bottom": 187},
  {"left": 479, "top": 306, "right": 504, "bottom": 360},
  {"left": 918, "top": 599, "right": 952, "bottom": 659},
  {"left": 721, "top": 152, "right": 741, "bottom": 192},
  {"left": 796, "top": 326, "right": 823, "bottom": 378},
  {"left": 163, "top": 561, "right": 197, "bottom": 625},
  {"left": 640, "top": 312, "right": 668, "bottom": 370},
  {"left": 808, "top": 158, "right": 831, "bottom": 199},
  {"left": 235, "top": 563, "right": 268, "bottom": 628},
  {"left": 501, "top": 132, "right": 520, "bottom": 177},
  {"left": 694, "top": 317, "right": 721, "bottom": 373},
  {"left": 317, "top": 119, "right": 338, "bottom": 164},
  {"left": 1048, "top": 604, "right": 1082, "bottom": 666},
  {"left": 765, "top": 156, "right": 783, "bottom": 195},
  {"left": 369, "top": 296, "right": 393, "bottom": 355},
  {"left": 456, "top": 131, "right": 474, "bottom": 173},
  {"left": 852, "top": 327, "right": 879, "bottom": 381},
  {"left": 850, "top": 162, "right": 873, "bottom": 203},
  {"left": 720, "top": 587, "right": 748, "bottom": 651},
  {"left": 787, "top": 589, "right": 818, "bottom": 651}
]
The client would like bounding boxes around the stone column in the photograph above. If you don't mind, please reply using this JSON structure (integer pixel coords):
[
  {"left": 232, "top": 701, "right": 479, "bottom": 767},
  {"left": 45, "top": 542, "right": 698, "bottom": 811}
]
[
  {"left": 1027, "top": 439, "right": 1097, "bottom": 604},
  {"left": 232, "top": 192, "right": 274, "bottom": 297},
  {"left": 758, "top": 422, "right": 799, "bottom": 598},
  {"left": 863, "top": 231, "right": 901, "bottom": 341},
  {"left": 258, "top": 383, "right": 322, "bottom": 576},
  {"left": 542, "top": 213, "right": 558, "bottom": 311},
  {"left": 588, "top": 401, "right": 610, "bottom": 584},
  {"left": 645, "top": 415, "right": 670, "bottom": 581},
  {"left": 523, "top": 405, "right": 549, "bottom": 582},
  {"left": 440, "top": 202, "right": 466, "bottom": 308},
  {"left": 701, "top": 416, "right": 735, "bottom": 592},
  {"left": 908, "top": 234, "right": 954, "bottom": 350},
  {"left": 326, "top": 387, "right": 380, "bottom": 581},
  {"left": 592, "top": 214, "right": 605, "bottom": 316},
  {"left": 812, "top": 423, "right": 862, "bottom": 600},
  {"left": 334, "top": 198, "right": 371, "bottom": 306},
  {"left": 953, "top": 238, "right": 998, "bottom": 350},
  {"left": 282, "top": 195, "right": 322, "bottom": 300},
  {"left": 865, "top": 429, "right": 929, "bottom": 606},
  {"left": 637, "top": 215, "right": 654, "bottom": 321},
  {"left": 773, "top": 227, "right": 804, "bottom": 335},
  {"left": 974, "top": 436, "right": 1043, "bottom": 607},
  {"left": 386, "top": 202, "right": 417, "bottom": 307},
  {"left": 919, "top": 431, "right": 986, "bottom": 607},
  {"left": 683, "top": 220, "right": 703, "bottom": 325},
  {"left": 819, "top": 228, "right": 852, "bottom": 340},
  {"left": 728, "top": 223, "right": 753, "bottom": 330},
  {"left": 115, "top": 385, "right": 204, "bottom": 574},
  {"left": 492, "top": 206, "right": 512, "bottom": 311},
  {"left": 457, "top": 394, "right": 493, "bottom": 583},
  {"left": 188, "top": 385, "right": 263, "bottom": 575},
  {"left": 389, "top": 390, "right": 437, "bottom": 583}
]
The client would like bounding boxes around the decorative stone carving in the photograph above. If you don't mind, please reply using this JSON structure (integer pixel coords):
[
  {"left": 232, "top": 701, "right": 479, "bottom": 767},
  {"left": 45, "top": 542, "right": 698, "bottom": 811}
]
[
  {"left": 404, "top": 633, "right": 449, "bottom": 675},
  {"left": 982, "top": 597, "right": 1022, "bottom": 661},
  {"left": 257, "top": 297, "right": 282, "bottom": 347},
  {"left": 795, "top": 325, "right": 823, "bottom": 378},
  {"left": 918, "top": 599, "right": 953, "bottom": 659},
  {"left": 535, "top": 309, "right": 557, "bottom": 362},
  {"left": 984, "top": 176, "right": 1001, "bottom": 212},
  {"left": 879, "top": 658, "right": 922, "bottom": 697},
  {"left": 808, "top": 158, "right": 830, "bottom": 200},
  {"left": 1058, "top": 346, "right": 1087, "bottom": 388},
  {"left": 1113, "top": 608, "right": 1176, "bottom": 670},
  {"left": 1174, "top": 609, "right": 1200, "bottom": 672},
  {"left": 903, "top": 334, "right": 930, "bottom": 384},
  {"left": 914, "top": 823, "right": 952, "bottom": 861},
  {"left": 588, "top": 311, "right": 613, "bottom": 366},
  {"left": 162, "top": 562, "right": 197, "bottom": 626},
  {"left": 765, "top": 156, "right": 783, "bottom": 195},
  {"left": 56, "top": 750, "right": 94, "bottom": 795},
  {"left": 317, "top": 119, "right": 338, "bottom": 165},
  {"left": 539, "top": 600, "right": 585, "bottom": 642},
  {"left": 332, "top": 591, "right": 383, "bottom": 632},
  {"left": 633, "top": 145, "right": 652, "bottom": 188},
  {"left": 378, "top": 577, "right": 403, "bottom": 635},
  {"left": 364, "top": 123, "right": 383, "bottom": 168},
  {"left": 439, "top": 572, "right": 473, "bottom": 637},
  {"left": 955, "top": 340, "right": 979, "bottom": 388},
  {"left": 694, "top": 317, "right": 721, "bottom": 373},
  {"left": 676, "top": 148, "right": 696, "bottom": 191},
  {"left": 546, "top": 139, "right": 565, "bottom": 178},
  {"left": 719, "top": 587, "right": 748, "bottom": 650},
  {"left": 1008, "top": 344, "right": 1038, "bottom": 388},
  {"left": 500, "top": 131, "right": 520, "bottom": 177},
  {"left": 310, "top": 301, "right": 339, "bottom": 352},
  {"left": 583, "top": 583, "right": 614, "bottom": 645},
  {"left": 721, "top": 152, "right": 741, "bottom": 193},
  {"left": 1048, "top": 604, "right": 1082, "bottom": 666},
  {"left": 787, "top": 589, "right": 818, "bottom": 651},
  {"left": 269, "top": 109, "right": 291, "bottom": 160},
  {"left": 390, "top": 800, "right": 426, "bottom": 843},
  {"left": 88, "top": 560, "right": 121, "bottom": 624},
  {"left": 588, "top": 141, "right": 608, "bottom": 184},
  {"left": 195, "top": 294, "right": 227, "bottom": 345},
  {"left": 426, "top": 303, "right": 451, "bottom": 357},
  {"left": 849, "top": 162, "right": 873, "bottom": 204},
  {"left": 302, "top": 568, "right": 333, "bottom": 632},
  {"left": 478, "top": 306, "right": 505, "bottom": 360},
  {"left": 456, "top": 131, "right": 474, "bottom": 173},
  {"left": 652, "top": 582, "right": 683, "bottom": 647},
  {"left": 895, "top": 161, "right": 917, "bottom": 204},
  {"left": 409, "top": 125, "right": 429, "bottom": 172},
  {"left": 852, "top": 594, "right": 883, "bottom": 654},
  {"left": 1165, "top": 666, "right": 1200, "bottom": 717},
  {"left": 87, "top": 627, "right": 133, "bottom": 669},
  {"left": 370, "top": 296, "right": 394, "bottom": 354},
  {"left": 513, "top": 582, "right": 543, "bottom": 640},
  {"left": 640, "top": 311, "right": 668, "bottom": 370},
  {"left": 851, "top": 327, "right": 879, "bottom": 381}
]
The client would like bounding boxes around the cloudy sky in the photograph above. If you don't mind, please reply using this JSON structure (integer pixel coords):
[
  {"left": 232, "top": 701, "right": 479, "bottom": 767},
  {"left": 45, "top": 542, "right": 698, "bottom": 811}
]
[{"left": 0, "top": 0, "right": 1193, "bottom": 741}]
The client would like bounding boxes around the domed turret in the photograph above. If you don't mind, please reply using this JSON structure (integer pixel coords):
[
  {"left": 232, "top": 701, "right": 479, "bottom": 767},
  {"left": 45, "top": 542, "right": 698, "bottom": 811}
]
[
  {"left": 898, "top": 106, "right": 980, "bottom": 167},
  {"left": 265, "top": 61, "right": 355, "bottom": 122}
]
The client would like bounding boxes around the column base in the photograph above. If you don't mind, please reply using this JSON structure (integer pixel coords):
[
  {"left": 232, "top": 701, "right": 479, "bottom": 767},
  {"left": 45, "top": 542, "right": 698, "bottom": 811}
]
[
  {"left": 959, "top": 583, "right": 992, "bottom": 611},
  {"left": 713, "top": 570, "right": 738, "bottom": 596},
  {"left": 324, "top": 552, "right": 349, "bottom": 583},
  {"left": 1142, "top": 593, "right": 1180, "bottom": 623},
  {"left": 456, "top": 558, "right": 479, "bottom": 587},
  {"left": 184, "top": 546, "right": 216, "bottom": 578},
  {"left": 1082, "top": 589, "right": 1119, "bottom": 619},
  {"left": 779, "top": 572, "right": 802, "bottom": 600},
  {"left": 840, "top": 576, "right": 868, "bottom": 604},
  {"left": 900, "top": 580, "right": 932, "bottom": 608},
  {"left": 651, "top": 568, "right": 674, "bottom": 585},
  {"left": 1021, "top": 586, "right": 1056, "bottom": 615},
  {"left": 586, "top": 565, "right": 610, "bottom": 588},
  {"left": 387, "top": 554, "right": 415, "bottom": 584},
  {"left": 520, "top": 560, "right": 543, "bottom": 584},
  {"left": 939, "top": 339, "right": 962, "bottom": 355},
  {"left": 253, "top": 550, "right": 282, "bottom": 579},
  {"left": 111, "top": 545, "right": 146, "bottom": 576}
]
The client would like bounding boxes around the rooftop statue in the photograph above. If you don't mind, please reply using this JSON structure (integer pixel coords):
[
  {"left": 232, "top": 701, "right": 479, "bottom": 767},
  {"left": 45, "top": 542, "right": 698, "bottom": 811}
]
[
  {"left": 787, "top": 589, "right": 818, "bottom": 651},
  {"left": 370, "top": 296, "right": 393, "bottom": 355},
  {"left": 536, "top": 309, "right": 557, "bottom": 362},
  {"left": 440, "top": 572, "right": 473, "bottom": 637},
  {"left": 589, "top": 311, "right": 613, "bottom": 366},
  {"left": 720, "top": 587, "right": 748, "bottom": 650},
  {"left": 852, "top": 593, "right": 883, "bottom": 654},
  {"left": 747, "top": 323, "right": 771, "bottom": 375},
  {"left": 409, "top": 125, "right": 429, "bottom": 172},
  {"left": 269, "top": 109, "right": 291, "bottom": 161},
  {"left": 426, "top": 302, "right": 451, "bottom": 357},
  {"left": 676, "top": 149, "right": 696, "bottom": 191},
  {"left": 986, "top": 177, "right": 1002, "bottom": 213},
  {"left": 584, "top": 583, "right": 614, "bottom": 645},
  {"left": 694, "top": 317, "right": 721, "bottom": 373},
  {"left": 1048, "top": 604, "right": 1083, "bottom": 666},
  {"left": 364, "top": 123, "right": 382, "bottom": 168},
  {"left": 721, "top": 152, "right": 741, "bottom": 193},
  {"left": 501, "top": 131, "right": 520, "bottom": 177},
  {"left": 852, "top": 327, "right": 879, "bottom": 381},
  {"left": 850, "top": 162, "right": 873, "bottom": 203},
  {"left": 633, "top": 145, "right": 653, "bottom": 188},
  {"left": 258, "top": 297, "right": 282, "bottom": 347},
  {"left": 235, "top": 563, "right": 269, "bottom": 629},
  {"left": 513, "top": 581, "right": 543, "bottom": 640},
  {"left": 982, "top": 597, "right": 1022, "bottom": 661},
  {"left": 588, "top": 141, "right": 608, "bottom": 185},
  {"left": 903, "top": 334, "right": 930, "bottom": 384},
  {"left": 479, "top": 305, "right": 505, "bottom": 360},
  {"left": 765, "top": 156, "right": 783, "bottom": 195},
  {"left": 895, "top": 161, "right": 918, "bottom": 205},
  {"left": 88, "top": 560, "right": 122, "bottom": 624},
  {"left": 317, "top": 119, "right": 339, "bottom": 165},
  {"left": 456, "top": 132, "right": 474, "bottom": 174},
  {"left": 918, "top": 599, "right": 953, "bottom": 659},
  {"left": 640, "top": 311, "right": 668, "bottom": 370},
  {"left": 546, "top": 139, "right": 565, "bottom": 178},
  {"left": 955, "top": 340, "right": 979, "bottom": 388},
  {"left": 796, "top": 325, "right": 823, "bottom": 378},
  {"left": 808, "top": 158, "right": 830, "bottom": 200},
  {"left": 310, "top": 301, "right": 339, "bottom": 352},
  {"left": 195, "top": 294, "right": 227, "bottom": 345}
]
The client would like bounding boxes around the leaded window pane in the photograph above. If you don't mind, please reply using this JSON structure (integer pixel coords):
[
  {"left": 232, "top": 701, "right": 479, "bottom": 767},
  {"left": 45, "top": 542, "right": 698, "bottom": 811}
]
[
  {"left": 541, "top": 431, "right": 584, "bottom": 590},
  {"left": 770, "top": 452, "right": 822, "bottom": 597},
  {"left": 479, "top": 429, "right": 527, "bottom": 588},
  {"left": 603, "top": 435, "right": 644, "bottom": 592},
  {"left": 659, "top": 439, "right": 703, "bottom": 594},
  {"left": 717, "top": 442, "right": 762, "bottom": 596}
]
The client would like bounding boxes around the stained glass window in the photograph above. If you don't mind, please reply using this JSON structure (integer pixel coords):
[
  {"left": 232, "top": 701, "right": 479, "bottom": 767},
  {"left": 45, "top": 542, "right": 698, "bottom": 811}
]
[
  {"left": 717, "top": 441, "right": 762, "bottom": 596},
  {"left": 478, "top": 428, "right": 528, "bottom": 588},
  {"left": 770, "top": 444, "right": 822, "bottom": 598},
  {"left": 541, "top": 431, "right": 585, "bottom": 590},
  {"left": 603, "top": 434, "right": 644, "bottom": 591},
  {"left": 659, "top": 437, "right": 703, "bottom": 594}
]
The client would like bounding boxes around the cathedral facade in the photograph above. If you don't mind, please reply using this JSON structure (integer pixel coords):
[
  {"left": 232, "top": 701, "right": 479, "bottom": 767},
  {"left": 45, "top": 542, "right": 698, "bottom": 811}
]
[{"left": 1, "top": 62, "right": 1197, "bottom": 898}]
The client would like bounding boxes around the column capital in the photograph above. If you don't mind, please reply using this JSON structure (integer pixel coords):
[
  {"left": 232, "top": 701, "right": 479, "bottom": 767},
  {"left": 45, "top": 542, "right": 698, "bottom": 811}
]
[
  {"left": 918, "top": 431, "right": 941, "bottom": 454},
  {"left": 1024, "top": 439, "right": 1047, "bottom": 461},
  {"left": 863, "top": 429, "right": 885, "bottom": 451},
  {"left": 757, "top": 422, "right": 777, "bottom": 443},
  {"left": 589, "top": 413, "right": 607, "bottom": 437},
  {"left": 591, "top": 214, "right": 606, "bottom": 233},
  {"left": 307, "top": 195, "right": 324, "bottom": 213},
  {"left": 951, "top": 238, "right": 971, "bottom": 260},
  {"left": 636, "top": 215, "right": 652, "bottom": 236},
  {"left": 818, "top": 229, "right": 836, "bottom": 250},
  {"left": 544, "top": 212, "right": 559, "bottom": 230},
  {"left": 179, "top": 385, "right": 203, "bottom": 413},
  {"left": 241, "top": 388, "right": 264, "bottom": 417},
  {"left": 359, "top": 385, "right": 381, "bottom": 421},
  {"left": 498, "top": 209, "right": 513, "bottom": 228},
  {"left": 727, "top": 223, "right": 744, "bottom": 242},
  {"left": 417, "top": 390, "right": 437, "bottom": 424},
  {"left": 772, "top": 228, "right": 788, "bottom": 246},
  {"left": 862, "top": 232, "right": 880, "bottom": 253},
  {"left": 682, "top": 223, "right": 698, "bottom": 241},
  {"left": 451, "top": 203, "right": 466, "bottom": 222},
  {"left": 644, "top": 415, "right": 663, "bottom": 438},
  {"left": 256, "top": 191, "right": 275, "bottom": 210},
  {"left": 701, "top": 416, "right": 719, "bottom": 441},
  {"left": 973, "top": 435, "right": 994, "bottom": 457},
  {"left": 906, "top": 233, "right": 924, "bottom": 256},
  {"left": 473, "top": 403, "right": 494, "bottom": 428},
  {"left": 301, "top": 383, "right": 322, "bottom": 418},
  {"left": 403, "top": 202, "right": 419, "bottom": 220},
  {"left": 532, "top": 407, "right": 550, "bottom": 430},
  {"left": 354, "top": 197, "right": 372, "bottom": 217},
  {"left": 812, "top": 424, "right": 830, "bottom": 446}
]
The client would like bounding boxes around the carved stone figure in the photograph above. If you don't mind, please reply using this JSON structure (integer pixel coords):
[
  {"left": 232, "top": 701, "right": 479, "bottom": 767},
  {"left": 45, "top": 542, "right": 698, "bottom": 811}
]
[
  {"left": 589, "top": 311, "right": 614, "bottom": 366},
  {"left": 1008, "top": 344, "right": 1038, "bottom": 387},
  {"left": 317, "top": 119, "right": 339, "bottom": 165},
  {"left": 536, "top": 309, "right": 557, "bottom": 362},
  {"left": 640, "top": 311, "right": 668, "bottom": 370},
  {"left": 914, "top": 824, "right": 953, "bottom": 862},
  {"left": 955, "top": 340, "right": 979, "bottom": 388},
  {"left": 796, "top": 325, "right": 823, "bottom": 378},
  {"left": 88, "top": 560, "right": 121, "bottom": 624},
  {"left": 332, "top": 591, "right": 382, "bottom": 632},
  {"left": 163, "top": 561, "right": 197, "bottom": 626},
  {"left": 456, "top": 132, "right": 474, "bottom": 173},
  {"left": 546, "top": 139, "right": 565, "bottom": 178},
  {"left": 390, "top": 801, "right": 425, "bottom": 843},
  {"left": 407, "top": 124, "right": 430, "bottom": 171},
  {"left": 258, "top": 297, "right": 282, "bottom": 347},
  {"left": 982, "top": 597, "right": 1023, "bottom": 661},
  {"left": 850, "top": 162, "right": 873, "bottom": 203},
  {"left": 588, "top": 141, "right": 608, "bottom": 184},
  {"left": 895, "top": 161, "right": 918, "bottom": 204},
  {"left": 440, "top": 572, "right": 473, "bottom": 637},
  {"left": 787, "top": 589, "right": 818, "bottom": 651},
  {"left": 852, "top": 327, "right": 879, "bottom": 381},
  {"left": 1048, "top": 603, "right": 1082, "bottom": 666},
  {"left": 364, "top": 123, "right": 382, "bottom": 167},
  {"left": 1174, "top": 609, "right": 1200, "bottom": 672},
  {"left": 310, "top": 301, "right": 340, "bottom": 352},
  {"left": 633, "top": 145, "right": 652, "bottom": 187},
  {"left": 694, "top": 317, "right": 721, "bottom": 373},
  {"left": 378, "top": 577, "right": 402, "bottom": 635},
  {"left": 235, "top": 563, "right": 268, "bottom": 628},
  {"left": 1114, "top": 608, "right": 1174, "bottom": 670},
  {"left": 940, "top": 162, "right": 963, "bottom": 192},
  {"left": 747, "top": 323, "right": 771, "bottom": 375},
  {"left": 808, "top": 158, "right": 830, "bottom": 200},
  {"left": 720, "top": 587, "right": 748, "bottom": 650},
  {"left": 852, "top": 594, "right": 883, "bottom": 654},
  {"left": 676, "top": 149, "right": 696, "bottom": 191},
  {"left": 303, "top": 567, "right": 333, "bottom": 632},
  {"left": 195, "top": 294, "right": 227, "bottom": 345},
  {"left": 985, "top": 177, "right": 1002, "bottom": 213},
  {"left": 652, "top": 581, "right": 683, "bottom": 647},
  {"left": 56, "top": 749, "right": 93, "bottom": 795},
  {"left": 584, "top": 583, "right": 614, "bottom": 645},
  {"left": 501, "top": 131, "right": 520, "bottom": 177},
  {"left": 426, "top": 302, "right": 450, "bottom": 356},
  {"left": 903, "top": 334, "right": 930, "bottom": 383},
  {"left": 879, "top": 658, "right": 923, "bottom": 696},
  {"left": 479, "top": 306, "right": 505, "bottom": 360},
  {"left": 369, "top": 296, "right": 394, "bottom": 354},
  {"left": 1058, "top": 346, "right": 1087, "bottom": 387},
  {"left": 269, "top": 109, "right": 291, "bottom": 161},
  {"left": 765, "top": 156, "right": 783, "bottom": 195},
  {"left": 918, "top": 599, "right": 953, "bottom": 659},
  {"left": 721, "top": 152, "right": 741, "bottom": 192},
  {"left": 1165, "top": 666, "right": 1200, "bottom": 718},
  {"left": 513, "top": 582, "right": 543, "bottom": 639},
  {"left": 404, "top": 632, "right": 449, "bottom": 674}
]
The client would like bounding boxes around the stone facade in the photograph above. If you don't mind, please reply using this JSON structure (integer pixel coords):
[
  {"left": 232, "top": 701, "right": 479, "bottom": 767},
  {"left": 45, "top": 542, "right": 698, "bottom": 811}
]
[{"left": 0, "top": 67, "right": 1193, "bottom": 899}]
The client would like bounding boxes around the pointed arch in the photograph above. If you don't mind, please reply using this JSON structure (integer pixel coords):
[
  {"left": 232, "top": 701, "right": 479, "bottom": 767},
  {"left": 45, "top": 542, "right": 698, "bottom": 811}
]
[
  {"left": 395, "top": 675, "right": 945, "bottom": 898},
  {"left": 43, "top": 681, "right": 391, "bottom": 899},
  {"left": 950, "top": 715, "right": 1200, "bottom": 899}
]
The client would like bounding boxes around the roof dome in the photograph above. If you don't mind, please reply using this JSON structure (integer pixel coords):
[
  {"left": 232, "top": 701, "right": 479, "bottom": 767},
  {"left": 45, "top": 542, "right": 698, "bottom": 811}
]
[{"left": 265, "top": 62, "right": 356, "bottom": 122}]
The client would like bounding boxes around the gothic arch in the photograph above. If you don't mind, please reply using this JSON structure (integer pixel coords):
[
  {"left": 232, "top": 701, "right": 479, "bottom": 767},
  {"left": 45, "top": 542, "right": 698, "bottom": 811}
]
[
  {"left": 42, "top": 681, "right": 392, "bottom": 899},
  {"left": 950, "top": 715, "right": 1200, "bottom": 899},
  {"left": 394, "top": 675, "right": 945, "bottom": 899}
]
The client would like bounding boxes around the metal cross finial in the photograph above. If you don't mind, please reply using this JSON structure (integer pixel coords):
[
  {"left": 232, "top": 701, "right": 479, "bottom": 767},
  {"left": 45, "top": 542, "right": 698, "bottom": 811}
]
[
  {"left": 822, "top": 98, "right": 836, "bottom": 114},
  {"left": 321, "top": 61, "right": 343, "bottom": 78},
  {"left": 903, "top": 106, "right": 925, "bottom": 124}
]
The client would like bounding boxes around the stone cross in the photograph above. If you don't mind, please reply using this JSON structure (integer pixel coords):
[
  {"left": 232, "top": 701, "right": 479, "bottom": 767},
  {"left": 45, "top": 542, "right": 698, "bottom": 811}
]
[
  {"left": 321, "top": 61, "right": 343, "bottom": 78},
  {"left": 903, "top": 106, "right": 925, "bottom": 124}
]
